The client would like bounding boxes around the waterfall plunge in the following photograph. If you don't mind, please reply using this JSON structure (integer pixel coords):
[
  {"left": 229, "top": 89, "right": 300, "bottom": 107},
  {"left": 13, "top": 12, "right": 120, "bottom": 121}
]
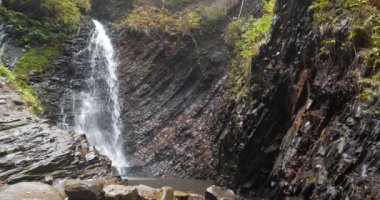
[{"left": 74, "top": 19, "right": 128, "bottom": 171}]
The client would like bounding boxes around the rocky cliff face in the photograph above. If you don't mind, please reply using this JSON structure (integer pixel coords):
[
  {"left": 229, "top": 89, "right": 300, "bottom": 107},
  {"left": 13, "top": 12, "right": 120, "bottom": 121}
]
[
  {"left": 0, "top": 76, "right": 116, "bottom": 185},
  {"left": 35, "top": 19, "right": 95, "bottom": 124},
  {"left": 114, "top": 23, "right": 231, "bottom": 179},
  {"left": 213, "top": 0, "right": 380, "bottom": 199},
  {"left": 91, "top": 0, "right": 132, "bottom": 21},
  {"left": 19, "top": 0, "right": 379, "bottom": 199}
]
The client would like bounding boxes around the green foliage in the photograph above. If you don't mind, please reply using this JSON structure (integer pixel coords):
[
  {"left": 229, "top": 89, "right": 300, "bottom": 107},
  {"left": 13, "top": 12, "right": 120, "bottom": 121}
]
[
  {"left": 186, "top": 11, "right": 201, "bottom": 29},
  {"left": 0, "top": 64, "right": 42, "bottom": 112},
  {"left": 0, "top": 0, "right": 81, "bottom": 44},
  {"left": 236, "top": 14, "right": 273, "bottom": 58},
  {"left": 0, "top": 64, "right": 16, "bottom": 84},
  {"left": 4, "top": 0, "right": 81, "bottom": 30},
  {"left": 227, "top": 56, "right": 253, "bottom": 103},
  {"left": 311, "top": 0, "right": 332, "bottom": 23},
  {"left": 225, "top": 0, "right": 274, "bottom": 58},
  {"left": 40, "top": 0, "right": 81, "bottom": 30},
  {"left": 358, "top": 71, "right": 380, "bottom": 114},
  {"left": 10, "top": 46, "right": 59, "bottom": 112},
  {"left": 320, "top": 39, "right": 337, "bottom": 54},
  {"left": 224, "top": 18, "right": 244, "bottom": 46},
  {"left": 122, "top": 0, "right": 237, "bottom": 34},
  {"left": 311, "top": 0, "right": 380, "bottom": 113},
  {"left": 13, "top": 46, "right": 60, "bottom": 82},
  {"left": 224, "top": 0, "right": 274, "bottom": 103},
  {"left": 343, "top": 0, "right": 369, "bottom": 10},
  {"left": 0, "top": 0, "right": 81, "bottom": 112},
  {"left": 119, "top": 6, "right": 200, "bottom": 35}
]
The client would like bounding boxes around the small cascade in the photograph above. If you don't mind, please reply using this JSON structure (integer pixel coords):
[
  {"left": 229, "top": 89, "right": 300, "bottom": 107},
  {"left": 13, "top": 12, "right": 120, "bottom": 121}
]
[
  {"left": 0, "top": 24, "right": 22, "bottom": 66},
  {"left": 0, "top": 24, "right": 7, "bottom": 59},
  {"left": 62, "top": 19, "right": 128, "bottom": 172}
]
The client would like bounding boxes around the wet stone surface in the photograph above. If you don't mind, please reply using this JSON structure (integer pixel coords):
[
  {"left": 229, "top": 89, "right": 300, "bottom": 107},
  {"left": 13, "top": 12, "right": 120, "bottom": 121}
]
[{"left": 0, "top": 77, "right": 116, "bottom": 184}]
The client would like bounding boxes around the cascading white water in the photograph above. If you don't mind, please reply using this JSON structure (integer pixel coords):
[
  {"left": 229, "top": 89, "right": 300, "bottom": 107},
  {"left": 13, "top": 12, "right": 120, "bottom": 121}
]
[
  {"left": 74, "top": 19, "right": 128, "bottom": 171},
  {"left": 0, "top": 24, "right": 7, "bottom": 59}
]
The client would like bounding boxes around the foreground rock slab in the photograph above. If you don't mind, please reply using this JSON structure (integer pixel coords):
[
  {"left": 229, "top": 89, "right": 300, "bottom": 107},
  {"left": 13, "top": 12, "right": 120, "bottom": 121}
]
[
  {"left": 0, "top": 77, "right": 116, "bottom": 184},
  {"left": 103, "top": 185, "right": 138, "bottom": 200},
  {"left": 205, "top": 185, "right": 236, "bottom": 200},
  {"left": 0, "top": 180, "right": 234, "bottom": 200},
  {"left": 64, "top": 179, "right": 105, "bottom": 200},
  {"left": 0, "top": 182, "right": 64, "bottom": 200}
]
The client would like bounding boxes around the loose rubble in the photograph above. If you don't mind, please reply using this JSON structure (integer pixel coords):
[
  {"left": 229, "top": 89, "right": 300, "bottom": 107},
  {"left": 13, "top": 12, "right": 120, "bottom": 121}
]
[{"left": 0, "top": 178, "right": 236, "bottom": 200}]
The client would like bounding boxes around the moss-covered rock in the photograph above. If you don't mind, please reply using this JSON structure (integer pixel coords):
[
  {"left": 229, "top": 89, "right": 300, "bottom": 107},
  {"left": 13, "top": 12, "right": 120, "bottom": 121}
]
[
  {"left": 0, "top": 63, "right": 42, "bottom": 112},
  {"left": 3, "top": 0, "right": 81, "bottom": 30},
  {"left": 0, "top": 0, "right": 83, "bottom": 112}
]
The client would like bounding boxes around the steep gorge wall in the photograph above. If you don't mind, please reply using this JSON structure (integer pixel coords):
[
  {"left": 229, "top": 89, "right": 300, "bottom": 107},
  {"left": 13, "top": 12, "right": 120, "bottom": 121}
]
[
  {"left": 24, "top": 0, "right": 380, "bottom": 199},
  {"left": 115, "top": 20, "right": 231, "bottom": 178},
  {"left": 213, "top": 0, "right": 380, "bottom": 199}
]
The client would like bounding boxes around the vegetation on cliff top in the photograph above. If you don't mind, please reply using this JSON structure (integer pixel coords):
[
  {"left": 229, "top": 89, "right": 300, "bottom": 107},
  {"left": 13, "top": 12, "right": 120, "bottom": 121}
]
[
  {"left": 225, "top": 0, "right": 274, "bottom": 58},
  {"left": 311, "top": 0, "right": 380, "bottom": 114},
  {"left": 118, "top": 6, "right": 200, "bottom": 35},
  {"left": 118, "top": 0, "right": 238, "bottom": 35},
  {"left": 0, "top": 0, "right": 82, "bottom": 43},
  {"left": 0, "top": 0, "right": 83, "bottom": 111}
]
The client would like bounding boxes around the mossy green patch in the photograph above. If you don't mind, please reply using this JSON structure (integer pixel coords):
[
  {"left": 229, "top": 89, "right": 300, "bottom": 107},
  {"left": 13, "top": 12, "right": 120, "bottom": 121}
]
[
  {"left": 0, "top": 0, "right": 82, "bottom": 112},
  {"left": 0, "top": 0, "right": 81, "bottom": 44},
  {"left": 358, "top": 71, "right": 380, "bottom": 114},
  {"left": 4, "top": 0, "right": 81, "bottom": 31},
  {"left": 0, "top": 46, "right": 60, "bottom": 112},
  {"left": 13, "top": 46, "right": 60, "bottom": 82},
  {"left": 311, "top": 0, "right": 380, "bottom": 114},
  {"left": 0, "top": 63, "right": 42, "bottom": 112}
]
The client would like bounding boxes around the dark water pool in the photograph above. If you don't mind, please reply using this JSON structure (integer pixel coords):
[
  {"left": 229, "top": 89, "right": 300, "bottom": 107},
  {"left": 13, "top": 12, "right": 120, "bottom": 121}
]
[{"left": 124, "top": 177, "right": 214, "bottom": 194}]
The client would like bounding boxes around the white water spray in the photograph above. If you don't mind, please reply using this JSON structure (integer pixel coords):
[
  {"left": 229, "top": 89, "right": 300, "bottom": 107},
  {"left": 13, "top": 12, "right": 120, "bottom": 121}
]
[
  {"left": 74, "top": 19, "right": 128, "bottom": 171},
  {"left": 0, "top": 24, "right": 7, "bottom": 59}
]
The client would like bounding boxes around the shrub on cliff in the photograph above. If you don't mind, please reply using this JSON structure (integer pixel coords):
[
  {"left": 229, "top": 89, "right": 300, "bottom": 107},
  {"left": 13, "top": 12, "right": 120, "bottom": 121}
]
[
  {"left": 311, "top": 0, "right": 380, "bottom": 114},
  {"left": 3, "top": 0, "right": 81, "bottom": 30},
  {"left": 0, "top": 0, "right": 83, "bottom": 112},
  {"left": 0, "top": 0, "right": 83, "bottom": 44},
  {"left": 119, "top": 6, "right": 200, "bottom": 35},
  {"left": 224, "top": 0, "right": 274, "bottom": 102}
]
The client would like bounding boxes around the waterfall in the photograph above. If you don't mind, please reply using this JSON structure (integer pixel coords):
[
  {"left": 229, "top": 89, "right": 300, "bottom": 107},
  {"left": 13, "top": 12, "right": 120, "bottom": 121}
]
[
  {"left": 0, "top": 24, "right": 7, "bottom": 59},
  {"left": 73, "top": 19, "right": 128, "bottom": 171}
]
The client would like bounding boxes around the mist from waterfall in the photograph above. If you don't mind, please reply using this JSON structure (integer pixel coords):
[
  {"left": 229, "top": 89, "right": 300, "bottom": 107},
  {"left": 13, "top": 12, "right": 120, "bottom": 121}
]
[{"left": 72, "top": 19, "right": 128, "bottom": 171}]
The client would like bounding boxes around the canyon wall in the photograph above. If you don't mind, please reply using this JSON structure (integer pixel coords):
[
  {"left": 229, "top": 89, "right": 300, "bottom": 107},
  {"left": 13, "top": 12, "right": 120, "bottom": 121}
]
[{"left": 31, "top": 0, "right": 379, "bottom": 199}]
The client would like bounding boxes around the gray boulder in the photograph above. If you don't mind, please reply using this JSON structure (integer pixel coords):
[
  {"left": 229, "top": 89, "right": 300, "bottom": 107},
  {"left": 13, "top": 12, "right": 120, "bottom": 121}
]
[
  {"left": 0, "top": 182, "right": 64, "bottom": 200},
  {"left": 64, "top": 179, "right": 105, "bottom": 200},
  {"left": 103, "top": 185, "right": 138, "bottom": 200},
  {"left": 205, "top": 185, "right": 236, "bottom": 200}
]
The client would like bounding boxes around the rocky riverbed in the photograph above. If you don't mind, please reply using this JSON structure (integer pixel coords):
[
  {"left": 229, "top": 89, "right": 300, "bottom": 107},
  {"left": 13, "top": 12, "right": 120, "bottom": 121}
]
[{"left": 0, "top": 179, "right": 236, "bottom": 200}]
